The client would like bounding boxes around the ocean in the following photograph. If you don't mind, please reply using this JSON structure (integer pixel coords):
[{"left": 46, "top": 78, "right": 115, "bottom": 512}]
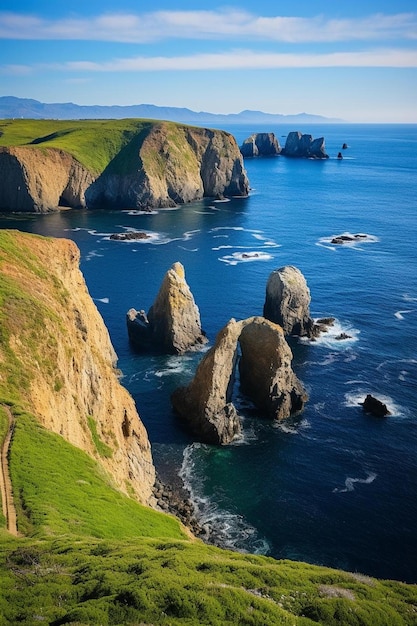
[{"left": 1, "top": 123, "right": 416, "bottom": 583}]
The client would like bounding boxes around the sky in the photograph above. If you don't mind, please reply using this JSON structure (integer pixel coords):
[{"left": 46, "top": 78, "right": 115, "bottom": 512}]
[{"left": 1, "top": 1, "right": 416, "bottom": 122}]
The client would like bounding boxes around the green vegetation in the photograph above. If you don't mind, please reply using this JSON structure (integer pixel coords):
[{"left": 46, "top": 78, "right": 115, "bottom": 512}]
[
  {"left": 86, "top": 415, "right": 113, "bottom": 459},
  {"left": 0, "top": 229, "right": 416, "bottom": 625},
  {"left": 0, "top": 118, "right": 156, "bottom": 175}
]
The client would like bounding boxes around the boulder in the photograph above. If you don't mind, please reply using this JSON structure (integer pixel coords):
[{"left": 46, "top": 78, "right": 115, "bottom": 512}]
[
  {"left": 239, "top": 317, "right": 307, "bottom": 420},
  {"left": 263, "top": 266, "right": 314, "bottom": 336},
  {"left": 282, "top": 131, "right": 329, "bottom": 159},
  {"left": 171, "top": 319, "right": 243, "bottom": 444},
  {"left": 127, "top": 262, "right": 207, "bottom": 354},
  {"left": 240, "top": 133, "right": 281, "bottom": 157},
  {"left": 362, "top": 394, "right": 391, "bottom": 417}
]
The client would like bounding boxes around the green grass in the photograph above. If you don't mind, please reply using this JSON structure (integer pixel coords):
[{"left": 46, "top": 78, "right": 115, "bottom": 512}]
[
  {"left": 86, "top": 415, "right": 113, "bottom": 459},
  {"left": 0, "top": 118, "right": 156, "bottom": 175}
]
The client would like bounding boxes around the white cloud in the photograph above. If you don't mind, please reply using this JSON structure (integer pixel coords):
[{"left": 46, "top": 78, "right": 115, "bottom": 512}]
[{"left": 0, "top": 10, "right": 416, "bottom": 44}]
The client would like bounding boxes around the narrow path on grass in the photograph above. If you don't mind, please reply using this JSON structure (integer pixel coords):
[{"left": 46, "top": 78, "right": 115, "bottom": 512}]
[{"left": 0, "top": 405, "right": 18, "bottom": 536}]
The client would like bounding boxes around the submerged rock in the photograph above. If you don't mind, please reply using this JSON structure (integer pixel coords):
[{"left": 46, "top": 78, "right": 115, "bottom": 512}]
[
  {"left": 240, "top": 132, "right": 281, "bottom": 157},
  {"left": 127, "top": 261, "right": 207, "bottom": 354}
]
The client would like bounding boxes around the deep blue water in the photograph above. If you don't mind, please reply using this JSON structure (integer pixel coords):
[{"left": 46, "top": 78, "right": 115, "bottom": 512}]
[{"left": 1, "top": 123, "right": 416, "bottom": 582}]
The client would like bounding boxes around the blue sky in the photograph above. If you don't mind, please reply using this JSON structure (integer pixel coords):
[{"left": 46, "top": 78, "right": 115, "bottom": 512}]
[{"left": 1, "top": 1, "right": 416, "bottom": 122}]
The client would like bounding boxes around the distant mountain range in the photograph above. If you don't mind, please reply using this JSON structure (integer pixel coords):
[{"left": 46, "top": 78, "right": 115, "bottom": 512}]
[{"left": 0, "top": 96, "right": 344, "bottom": 124}]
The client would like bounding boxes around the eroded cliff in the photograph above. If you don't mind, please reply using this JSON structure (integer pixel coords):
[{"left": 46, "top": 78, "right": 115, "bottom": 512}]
[
  {"left": 0, "top": 230, "right": 155, "bottom": 503},
  {"left": 0, "top": 119, "right": 249, "bottom": 212}
]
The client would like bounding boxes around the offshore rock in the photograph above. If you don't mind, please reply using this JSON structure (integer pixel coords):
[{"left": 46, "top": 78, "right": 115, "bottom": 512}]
[
  {"left": 127, "top": 261, "right": 207, "bottom": 354},
  {"left": 171, "top": 319, "right": 243, "bottom": 444},
  {"left": 240, "top": 132, "right": 281, "bottom": 157},
  {"left": 282, "top": 131, "right": 329, "bottom": 159},
  {"left": 171, "top": 316, "right": 307, "bottom": 443},
  {"left": 362, "top": 394, "right": 391, "bottom": 417},
  {"left": 239, "top": 317, "right": 307, "bottom": 420},
  {"left": 263, "top": 265, "right": 314, "bottom": 336}
]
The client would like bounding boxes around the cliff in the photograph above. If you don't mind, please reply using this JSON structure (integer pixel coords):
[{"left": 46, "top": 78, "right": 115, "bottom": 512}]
[
  {"left": 0, "top": 119, "right": 249, "bottom": 212},
  {"left": 0, "top": 230, "right": 155, "bottom": 503}
]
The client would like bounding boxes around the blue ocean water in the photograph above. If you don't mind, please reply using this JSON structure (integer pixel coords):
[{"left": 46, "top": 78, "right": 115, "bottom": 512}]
[{"left": 1, "top": 123, "right": 416, "bottom": 582}]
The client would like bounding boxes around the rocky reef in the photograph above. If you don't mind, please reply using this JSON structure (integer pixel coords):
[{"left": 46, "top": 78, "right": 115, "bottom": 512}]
[
  {"left": 171, "top": 316, "right": 307, "bottom": 444},
  {"left": 127, "top": 261, "right": 207, "bottom": 355},
  {"left": 281, "top": 131, "right": 329, "bottom": 159},
  {"left": 0, "top": 120, "right": 249, "bottom": 212},
  {"left": 240, "top": 132, "right": 281, "bottom": 157}
]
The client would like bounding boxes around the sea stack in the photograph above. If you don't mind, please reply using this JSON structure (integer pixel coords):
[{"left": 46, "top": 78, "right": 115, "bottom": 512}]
[
  {"left": 281, "top": 132, "right": 329, "bottom": 159},
  {"left": 127, "top": 262, "right": 207, "bottom": 354},
  {"left": 263, "top": 266, "right": 314, "bottom": 336},
  {"left": 240, "top": 133, "right": 281, "bottom": 157}
]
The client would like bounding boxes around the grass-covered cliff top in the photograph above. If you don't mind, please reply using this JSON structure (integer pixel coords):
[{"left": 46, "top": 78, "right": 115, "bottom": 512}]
[
  {"left": 0, "top": 118, "right": 185, "bottom": 175},
  {"left": 0, "top": 230, "right": 416, "bottom": 625}
]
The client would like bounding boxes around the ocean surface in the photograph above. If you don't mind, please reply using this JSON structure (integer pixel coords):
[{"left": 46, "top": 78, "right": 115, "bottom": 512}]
[{"left": 1, "top": 123, "right": 416, "bottom": 583}]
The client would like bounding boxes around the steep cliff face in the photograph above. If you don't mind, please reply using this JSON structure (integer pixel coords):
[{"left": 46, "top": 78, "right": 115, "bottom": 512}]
[
  {"left": 0, "top": 120, "right": 249, "bottom": 212},
  {"left": 0, "top": 146, "right": 94, "bottom": 212},
  {"left": 86, "top": 123, "right": 249, "bottom": 209},
  {"left": 0, "top": 230, "right": 155, "bottom": 503}
]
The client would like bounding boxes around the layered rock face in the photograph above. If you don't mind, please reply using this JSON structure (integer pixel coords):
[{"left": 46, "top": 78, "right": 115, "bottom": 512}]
[
  {"left": 2, "top": 231, "right": 155, "bottom": 503},
  {"left": 282, "top": 132, "right": 329, "bottom": 159},
  {"left": 240, "top": 133, "right": 281, "bottom": 157},
  {"left": 263, "top": 266, "right": 314, "bottom": 336},
  {"left": 239, "top": 317, "right": 307, "bottom": 419},
  {"left": 171, "top": 316, "right": 307, "bottom": 444},
  {"left": 0, "top": 122, "right": 249, "bottom": 212},
  {"left": 171, "top": 319, "right": 243, "bottom": 444},
  {"left": 127, "top": 261, "right": 207, "bottom": 354},
  {"left": 0, "top": 146, "right": 94, "bottom": 212}
]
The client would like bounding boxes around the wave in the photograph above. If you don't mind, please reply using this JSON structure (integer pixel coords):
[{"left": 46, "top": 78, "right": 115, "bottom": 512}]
[
  {"left": 84, "top": 250, "right": 104, "bottom": 261},
  {"left": 394, "top": 309, "right": 415, "bottom": 320},
  {"left": 121, "top": 209, "right": 159, "bottom": 215},
  {"left": 180, "top": 443, "right": 270, "bottom": 555},
  {"left": 94, "top": 297, "right": 109, "bottom": 304},
  {"left": 333, "top": 471, "right": 377, "bottom": 493},
  {"left": 272, "top": 418, "right": 311, "bottom": 435}
]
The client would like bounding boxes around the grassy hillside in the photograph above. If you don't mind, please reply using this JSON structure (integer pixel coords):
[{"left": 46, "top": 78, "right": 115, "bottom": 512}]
[
  {"left": 0, "top": 118, "right": 157, "bottom": 175},
  {"left": 0, "top": 229, "right": 416, "bottom": 625}
]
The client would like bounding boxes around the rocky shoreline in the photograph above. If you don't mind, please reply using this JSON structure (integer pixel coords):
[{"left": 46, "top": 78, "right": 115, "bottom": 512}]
[{"left": 153, "top": 475, "right": 202, "bottom": 537}]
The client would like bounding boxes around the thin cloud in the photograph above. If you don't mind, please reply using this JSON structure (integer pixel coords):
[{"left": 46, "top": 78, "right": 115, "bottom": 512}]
[
  {"left": 5, "top": 48, "right": 415, "bottom": 75},
  {"left": 0, "top": 10, "right": 416, "bottom": 43}
]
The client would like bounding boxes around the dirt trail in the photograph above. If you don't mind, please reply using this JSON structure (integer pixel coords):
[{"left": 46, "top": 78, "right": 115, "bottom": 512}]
[{"left": 0, "top": 405, "right": 18, "bottom": 536}]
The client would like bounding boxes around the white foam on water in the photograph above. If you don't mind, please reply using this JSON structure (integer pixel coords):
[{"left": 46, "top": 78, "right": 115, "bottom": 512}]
[
  {"left": 394, "top": 309, "right": 414, "bottom": 320},
  {"left": 213, "top": 198, "right": 231, "bottom": 203},
  {"left": 333, "top": 472, "right": 377, "bottom": 493},
  {"left": 121, "top": 209, "right": 159, "bottom": 215},
  {"left": 273, "top": 418, "right": 311, "bottom": 435},
  {"left": 154, "top": 355, "right": 195, "bottom": 378},
  {"left": 403, "top": 293, "right": 417, "bottom": 302},
  {"left": 84, "top": 250, "right": 104, "bottom": 261},
  {"left": 318, "top": 232, "right": 379, "bottom": 251},
  {"left": 180, "top": 443, "right": 270, "bottom": 555},
  {"left": 219, "top": 251, "right": 273, "bottom": 265},
  {"left": 94, "top": 297, "right": 109, "bottom": 304}
]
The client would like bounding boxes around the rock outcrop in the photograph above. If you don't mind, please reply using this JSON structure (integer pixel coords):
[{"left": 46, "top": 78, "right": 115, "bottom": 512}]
[
  {"left": 0, "top": 230, "right": 155, "bottom": 504},
  {"left": 0, "top": 121, "right": 249, "bottom": 212},
  {"left": 263, "top": 266, "right": 314, "bottom": 336},
  {"left": 171, "top": 319, "right": 242, "bottom": 444},
  {"left": 127, "top": 261, "right": 207, "bottom": 354},
  {"left": 282, "top": 131, "right": 329, "bottom": 159},
  {"left": 171, "top": 316, "right": 307, "bottom": 444},
  {"left": 362, "top": 394, "right": 391, "bottom": 417},
  {"left": 239, "top": 317, "right": 307, "bottom": 420},
  {"left": 240, "top": 133, "right": 281, "bottom": 157}
]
